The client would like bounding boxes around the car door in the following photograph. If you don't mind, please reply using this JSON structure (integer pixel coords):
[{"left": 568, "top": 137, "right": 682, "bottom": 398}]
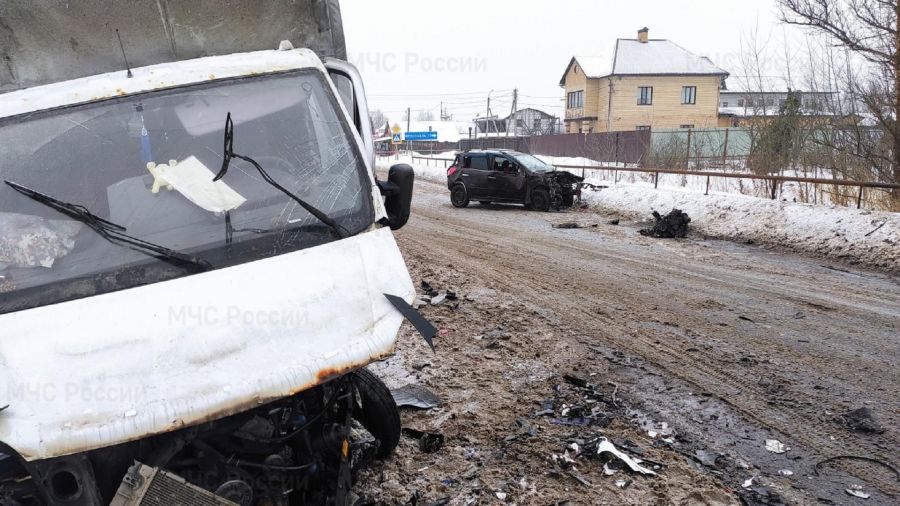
[
  {"left": 488, "top": 155, "right": 526, "bottom": 201},
  {"left": 461, "top": 154, "right": 490, "bottom": 199}
]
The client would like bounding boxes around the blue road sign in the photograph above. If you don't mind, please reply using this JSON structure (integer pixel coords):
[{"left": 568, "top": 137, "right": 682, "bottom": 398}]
[
  {"left": 392, "top": 133, "right": 403, "bottom": 144},
  {"left": 404, "top": 131, "right": 438, "bottom": 141}
]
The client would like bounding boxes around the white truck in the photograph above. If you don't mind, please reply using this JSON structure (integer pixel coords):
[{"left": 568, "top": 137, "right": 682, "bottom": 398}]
[{"left": 0, "top": 1, "right": 418, "bottom": 504}]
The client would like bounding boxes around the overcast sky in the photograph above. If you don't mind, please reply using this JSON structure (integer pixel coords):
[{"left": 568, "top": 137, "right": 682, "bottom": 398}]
[{"left": 341, "top": 0, "right": 811, "bottom": 124}]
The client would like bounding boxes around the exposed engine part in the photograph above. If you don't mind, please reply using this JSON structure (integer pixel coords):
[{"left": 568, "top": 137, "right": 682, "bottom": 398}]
[
  {"left": 0, "top": 370, "right": 402, "bottom": 505},
  {"left": 109, "top": 462, "right": 239, "bottom": 506}
]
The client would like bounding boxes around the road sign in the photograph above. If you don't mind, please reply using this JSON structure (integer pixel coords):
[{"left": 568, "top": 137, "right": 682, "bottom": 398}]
[
  {"left": 391, "top": 133, "right": 403, "bottom": 144},
  {"left": 404, "top": 131, "right": 438, "bottom": 141}
]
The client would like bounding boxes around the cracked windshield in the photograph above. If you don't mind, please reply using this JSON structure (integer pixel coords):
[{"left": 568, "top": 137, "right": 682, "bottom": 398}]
[{"left": 0, "top": 71, "right": 372, "bottom": 313}]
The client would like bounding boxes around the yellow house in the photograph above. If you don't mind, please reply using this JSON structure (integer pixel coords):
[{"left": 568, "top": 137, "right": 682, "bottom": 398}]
[{"left": 559, "top": 28, "right": 728, "bottom": 133}]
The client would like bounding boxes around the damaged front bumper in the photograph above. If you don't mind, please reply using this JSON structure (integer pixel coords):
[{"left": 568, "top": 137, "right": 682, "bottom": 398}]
[{"left": 0, "top": 226, "right": 414, "bottom": 503}]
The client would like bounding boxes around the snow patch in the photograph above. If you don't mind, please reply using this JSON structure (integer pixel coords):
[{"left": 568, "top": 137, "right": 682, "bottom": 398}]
[{"left": 584, "top": 184, "right": 900, "bottom": 273}]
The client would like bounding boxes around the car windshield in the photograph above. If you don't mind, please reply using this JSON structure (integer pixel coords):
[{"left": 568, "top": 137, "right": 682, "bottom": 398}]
[
  {"left": 0, "top": 70, "right": 373, "bottom": 314},
  {"left": 511, "top": 153, "right": 555, "bottom": 173}
]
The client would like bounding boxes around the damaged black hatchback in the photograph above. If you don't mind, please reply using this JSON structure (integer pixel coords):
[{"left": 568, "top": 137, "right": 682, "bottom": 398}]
[{"left": 446, "top": 150, "right": 583, "bottom": 211}]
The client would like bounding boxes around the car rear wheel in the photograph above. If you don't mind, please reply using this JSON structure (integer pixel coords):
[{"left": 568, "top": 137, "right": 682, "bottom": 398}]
[
  {"left": 352, "top": 368, "right": 401, "bottom": 458},
  {"left": 530, "top": 188, "right": 551, "bottom": 212},
  {"left": 451, "top": 184, "right": 469, "bottom": 208}
]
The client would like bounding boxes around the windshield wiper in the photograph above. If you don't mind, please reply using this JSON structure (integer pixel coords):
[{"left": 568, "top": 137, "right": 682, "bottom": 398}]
[
  {"left": 3, "top": 181, "right": 212, "bottom": 273},
  {"left": 213, "top": 112, "right": 349, "bottom": 239}
]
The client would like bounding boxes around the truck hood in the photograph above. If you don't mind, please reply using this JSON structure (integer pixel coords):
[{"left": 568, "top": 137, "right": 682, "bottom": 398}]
[{"left": 0, "top": 226, "right": 414, "bottom": 461}]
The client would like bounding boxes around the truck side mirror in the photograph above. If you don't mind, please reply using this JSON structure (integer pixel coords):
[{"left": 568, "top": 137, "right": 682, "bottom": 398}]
[{"left": 378, "top": 164, "right": 415, "bottom": 230}]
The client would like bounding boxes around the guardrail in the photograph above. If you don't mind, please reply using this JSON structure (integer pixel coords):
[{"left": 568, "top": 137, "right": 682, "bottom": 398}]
[
  {"left": 555, "top": 164, "right": 900, "bottom": 209},
  {"left": 407, "top": 156, "right": 900, "bottom": 209}
]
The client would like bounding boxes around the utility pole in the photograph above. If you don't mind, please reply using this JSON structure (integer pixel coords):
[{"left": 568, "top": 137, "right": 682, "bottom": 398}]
[
  {"left": 486, "top": 93, "right": 491, "bottom": 136},
  {"left": 507, "top": 88, "right": 518, "bottom": 138},
  {"left": 406, "top": 107, "right": 411, "bottom": 155}
]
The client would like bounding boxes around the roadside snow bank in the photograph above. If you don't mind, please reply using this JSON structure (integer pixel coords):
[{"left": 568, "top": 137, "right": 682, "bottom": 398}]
[
  {"left": 585, "top": 185, "right": 900, "bottom": 273},
  {"left": 376, "top": 154, "right": 449, "bottom": 184}
]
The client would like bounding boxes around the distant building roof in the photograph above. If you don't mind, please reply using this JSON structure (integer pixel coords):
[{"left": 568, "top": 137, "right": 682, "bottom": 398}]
[
  {"left": 722, "top": 76, "right": 837, "bottom": 95},
  {"left": 561, "top": 38, "right": 728, "bottom": 85}
]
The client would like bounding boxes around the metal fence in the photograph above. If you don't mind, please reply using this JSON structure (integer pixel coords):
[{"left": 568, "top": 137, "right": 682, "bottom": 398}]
[{"left": 409, "top": 155, "right": 900, "bottom": 210}]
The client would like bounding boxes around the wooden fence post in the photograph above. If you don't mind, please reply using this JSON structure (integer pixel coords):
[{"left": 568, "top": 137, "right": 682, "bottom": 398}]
[{"left": 857, "top": 186, "right": 864, "bottom": 209}]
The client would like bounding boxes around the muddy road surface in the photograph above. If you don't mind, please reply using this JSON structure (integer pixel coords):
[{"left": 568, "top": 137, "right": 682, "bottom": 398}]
[{"left": 355, "top": 177, "right": 899, "bottom": 505}]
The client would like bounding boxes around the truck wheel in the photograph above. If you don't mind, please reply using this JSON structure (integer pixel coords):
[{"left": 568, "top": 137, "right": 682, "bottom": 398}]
[
  {"left": 562, "top": 193, "right": 575, "bottom": 207},
  {"left": 530, "top": 188, "right": 551, "bottom": 212},
  {"left": 451, "top": 184, "right": 469, "bottom": 208},
  {"left": 351, "top": 368, "right": 400, "bottom": 458}
]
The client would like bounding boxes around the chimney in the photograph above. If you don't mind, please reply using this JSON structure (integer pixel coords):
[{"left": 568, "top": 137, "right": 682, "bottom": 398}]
[{"left": 638, "top": 27, "right": 649, "bottom": 43}]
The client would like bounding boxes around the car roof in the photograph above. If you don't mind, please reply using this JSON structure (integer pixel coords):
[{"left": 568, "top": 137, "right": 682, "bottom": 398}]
[{"left": 462, "top": 149, "right": 522, "bottom": 156}]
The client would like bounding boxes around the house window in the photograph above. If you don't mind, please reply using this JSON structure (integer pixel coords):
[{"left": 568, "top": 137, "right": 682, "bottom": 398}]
[
  {"left": 636, "top": 125, "right": 652, "bottom": 131},
  {"left": 637, "top": 87, "right": 653, "bottom": 105},
  {"left": 533, "top": 118, "right": 541, "bottom": 129},
  {"left": 567, "top": 90, "right": 584, "bottom": 109},
  {"left": 680, "top": 124, "right": 694, "bottom": 129},
  {"left": 681, "top": 86, "right": 697, "bottom": 104},
  {"left": 722, "top": 101, "right": 730, "bottom": 107},
  {"left": 737, "top": 99, "right": 745, "bottom": 107}
]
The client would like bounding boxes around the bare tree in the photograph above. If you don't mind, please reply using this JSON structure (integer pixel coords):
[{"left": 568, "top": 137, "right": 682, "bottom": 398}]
[
  {"left": 779, "top": 0, "right": 899, "bottom": 197},
  {"left": 369, "top": 109, "right": 387, "bottom": 133}
]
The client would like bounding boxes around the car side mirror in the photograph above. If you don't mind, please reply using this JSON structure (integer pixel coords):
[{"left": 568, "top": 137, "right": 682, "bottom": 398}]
[{"left": 378, "top": 164, "right": 415, "bottom": 230}]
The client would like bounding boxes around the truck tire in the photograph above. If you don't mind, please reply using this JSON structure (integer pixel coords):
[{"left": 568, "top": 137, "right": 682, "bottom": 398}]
[{"left": 351, "top": 368, "right": 400, "bottom": 458}]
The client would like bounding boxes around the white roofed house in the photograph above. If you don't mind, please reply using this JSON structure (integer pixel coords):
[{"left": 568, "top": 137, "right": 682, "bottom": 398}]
[
  {"left": 559, "top": 27, "right": 729, "bottom": 133},
  {"left": 717, "top": 76, "right": 840, "bottom": 127}
]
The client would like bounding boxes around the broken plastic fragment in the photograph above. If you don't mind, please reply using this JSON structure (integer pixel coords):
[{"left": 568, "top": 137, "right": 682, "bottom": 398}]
[
  {"left": 846, "top": 485, "right": 870, "bottom": 499},
  {"left": 765, "top": 439, "right": 789, "bottom": 453},
  {"left": 384, "top": 293, "right": 438, "bottom": 351},
  {"left": 390, "top": 383, "right": 442, "bottom": 410},
  {"left": 596, "top": 439, "right": 656, "bottom": 476}
]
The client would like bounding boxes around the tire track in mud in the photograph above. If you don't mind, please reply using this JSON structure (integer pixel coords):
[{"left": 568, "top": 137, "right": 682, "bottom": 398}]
[{"left": 398, "top": 182, "right": 900, "bottom": 498}]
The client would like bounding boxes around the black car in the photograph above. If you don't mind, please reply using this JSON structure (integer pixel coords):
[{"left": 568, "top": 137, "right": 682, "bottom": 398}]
[{"left": 446, "top": 150, "right": 583, "bottom": 211}]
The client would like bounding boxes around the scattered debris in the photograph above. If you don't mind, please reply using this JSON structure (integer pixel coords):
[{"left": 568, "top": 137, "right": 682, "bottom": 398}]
[
  {"left": 495, "top": 491, "right": 508, "bottom": 501},
  {"left": 567, "top": 469, "right": 592, "bottom": 488},
  {"left": 638, "top": 209, "right": 691, "bottom": 238},
  {"left": 607, "top": 218, "right": 620, "bottom": 226},
  {"left": 864, "top": 221, "right": 886, "bottom": 237},
  {"left": 594, "top": 438, "right": 657, "bottom": 476},
  {"left": 694, "top": 450, "right": 719, "bottom": 467},
  {"left": 765, "top": 439, "right": 789, "bottom": 454},
  {"left": 552, "top": 222, "right": 599, "bottom": 229},
  {"left": 391, "top": 383, "right": 442, "bottom": 410},
  {"left": 777, "top": 469, "right": 794, "bottom": 476},
  {"left": 614, "top": 478, "right": 629, "bottom": 488},
  {"left": 401, "top": 427, "right": 445, "bottom": 454},
  {"left": 836, "top": 407, "right": 885, "bottom": 434},
  {"left": 845, "top": 485, "right": 871, "bottom": 499},
  {"left": 742, "top": 477, "right": 756, "bottom": 489}
]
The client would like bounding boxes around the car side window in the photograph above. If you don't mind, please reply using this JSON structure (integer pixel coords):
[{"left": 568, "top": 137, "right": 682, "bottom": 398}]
[
  {"left": 469, "top": 155, "right": 488, "bottom": 171},
  {"left": 463, "top": 156, "right": 473, "bottom": 168}
]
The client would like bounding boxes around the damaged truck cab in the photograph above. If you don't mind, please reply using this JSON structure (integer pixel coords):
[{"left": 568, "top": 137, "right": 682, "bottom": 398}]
[{"left": 0, "top": 1, "right": 416, "bottom": 504}]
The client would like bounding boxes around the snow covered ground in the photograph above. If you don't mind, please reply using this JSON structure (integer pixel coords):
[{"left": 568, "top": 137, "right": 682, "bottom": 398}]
[
  {"left": 582, "top": 183, "right": 900, "bottom": 273},
  {"left": 379, "top": 154, "right": 900, "bottom": 273}
]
